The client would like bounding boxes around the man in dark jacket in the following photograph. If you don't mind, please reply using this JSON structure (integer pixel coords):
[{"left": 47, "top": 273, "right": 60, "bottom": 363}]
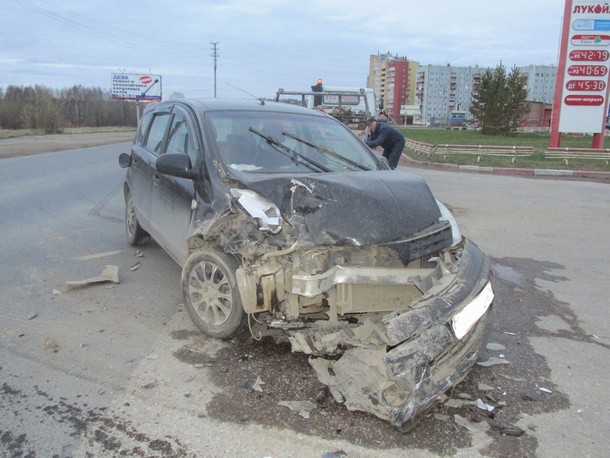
[{"left": 365, "top": 118, "right": 405, "bottom": 169}]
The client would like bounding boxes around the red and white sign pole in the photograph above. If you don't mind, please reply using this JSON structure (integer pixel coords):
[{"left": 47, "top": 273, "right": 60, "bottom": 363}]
[{"left": 550, "top": 0, "right": 610, "bottom": 148}]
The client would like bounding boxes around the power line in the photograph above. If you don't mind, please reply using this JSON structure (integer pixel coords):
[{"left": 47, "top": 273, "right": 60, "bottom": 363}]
[{"left": 10, "top": 0, "right": 204, "bottom": 60}]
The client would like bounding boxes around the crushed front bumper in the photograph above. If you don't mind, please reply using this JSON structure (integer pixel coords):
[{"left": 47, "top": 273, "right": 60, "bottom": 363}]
[{"left": 309, "top": 239, "right": 493, "bottom": 426}]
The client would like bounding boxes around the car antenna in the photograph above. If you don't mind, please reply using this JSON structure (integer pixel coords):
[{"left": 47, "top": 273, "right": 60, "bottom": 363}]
[{"left": 226, "top": 83, "right": 265, "bottom": 105}]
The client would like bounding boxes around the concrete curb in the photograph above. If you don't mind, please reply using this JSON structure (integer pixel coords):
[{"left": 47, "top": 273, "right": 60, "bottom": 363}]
[{"left": 401, "top": 155, "right": 610, "bottom": 180}]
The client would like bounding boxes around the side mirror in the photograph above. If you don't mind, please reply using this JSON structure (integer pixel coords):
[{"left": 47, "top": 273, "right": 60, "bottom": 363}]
[
  {"left": 156, "top": 153, "right": 199, "bottom": 180},
  {"left": 118, "top": 153, "right": 131, "bottom": 168},
  {"left": 377, "top": 155, "right": 390, "bottom": 169}
]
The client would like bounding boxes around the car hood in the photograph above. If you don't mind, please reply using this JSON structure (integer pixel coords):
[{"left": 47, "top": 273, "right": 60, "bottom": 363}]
[{"left": 234, "top": 170, "right": 442, "bottom": 246}]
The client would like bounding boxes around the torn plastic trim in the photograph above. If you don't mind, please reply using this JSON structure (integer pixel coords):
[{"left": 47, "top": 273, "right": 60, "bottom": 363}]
[
  {"left": 383, "top": 239, "right": 492, "bottom": 346},
  {"left": 310, "top": 300, "right": 492, "bottom": 427},
  {"left": 435, "top": 199, "right": 462, "bottom": 247},
  {"left": 230, "top": 188, "right": 282, "bottom": 234}
]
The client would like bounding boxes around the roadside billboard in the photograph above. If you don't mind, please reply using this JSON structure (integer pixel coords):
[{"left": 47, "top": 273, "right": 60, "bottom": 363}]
[
  {"left": 551, "top": 0, "right": 610, "bottom": 146},
  {"left": 111, "top": 73, "right": 162, "bottom": 101}
]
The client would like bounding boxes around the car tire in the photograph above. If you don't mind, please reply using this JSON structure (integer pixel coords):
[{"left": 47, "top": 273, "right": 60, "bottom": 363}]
[
  {"left": 125, "top": 190, "right": 150, "bottom": 246},
  {"left": 182, "top": 249, "right": 246, "bottom": 339}
]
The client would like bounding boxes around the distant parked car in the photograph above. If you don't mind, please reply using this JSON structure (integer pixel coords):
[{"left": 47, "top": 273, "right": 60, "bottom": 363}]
[{"left": 119, "top": 98, "right": 494, "bottom": 427}]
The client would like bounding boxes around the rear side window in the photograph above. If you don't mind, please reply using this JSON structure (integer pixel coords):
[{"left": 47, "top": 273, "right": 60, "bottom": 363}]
[{"left": 144, "top": 113, "right": 171, "bottom": 155}]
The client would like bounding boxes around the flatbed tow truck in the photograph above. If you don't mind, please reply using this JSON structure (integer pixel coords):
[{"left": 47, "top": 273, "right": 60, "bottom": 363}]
[{"left": 275, "top": 80, "right": 377, "bottom": 131}]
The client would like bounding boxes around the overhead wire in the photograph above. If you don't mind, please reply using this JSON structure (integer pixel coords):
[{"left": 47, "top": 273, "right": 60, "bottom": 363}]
[{"left": 10, "top": 0, "right": 204, "bottom": 60}]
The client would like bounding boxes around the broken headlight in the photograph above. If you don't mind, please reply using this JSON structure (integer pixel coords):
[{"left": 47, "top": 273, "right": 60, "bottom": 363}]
[
  {"left": 435, "top": 199, "right": 462, "bottom": 246},
  {"left": 231, "top": 189, "right": 282, "bottom": 234}
]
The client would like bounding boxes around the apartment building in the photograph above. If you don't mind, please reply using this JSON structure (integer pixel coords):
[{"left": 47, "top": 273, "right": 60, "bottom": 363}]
[
  {"left": 519, "top": 64, "right": 557, "bottom": 104},
  {"left": 366, "top": 52, "right": 557, "bottom": 126},
  {"left": 413, "top": 64, "right": 556, "bottom": 125},
  {"left": 367, "top": 53, "right": 419, "bottom": 119},
  {"left": 414, "top": 65, "right": 482, "bottom": 125}
]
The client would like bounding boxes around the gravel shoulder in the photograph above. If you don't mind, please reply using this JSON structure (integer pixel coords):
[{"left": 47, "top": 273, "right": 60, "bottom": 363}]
[{"left": 0, "top": 131, "right": 136, "bottom": 158}]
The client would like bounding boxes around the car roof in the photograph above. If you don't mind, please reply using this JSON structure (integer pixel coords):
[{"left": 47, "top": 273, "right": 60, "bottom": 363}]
[{"left": 152, "top": 98, "right": 328, "bottom": 118}]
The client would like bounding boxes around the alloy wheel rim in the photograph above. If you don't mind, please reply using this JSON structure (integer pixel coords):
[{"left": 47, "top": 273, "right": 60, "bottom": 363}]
[{"left": 188, "top": 260, "right": 232, "bottom": 326}]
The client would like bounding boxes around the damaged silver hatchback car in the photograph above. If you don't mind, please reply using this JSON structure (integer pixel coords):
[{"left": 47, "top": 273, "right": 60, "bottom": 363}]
[{"left": 119, "top": 98, "right": 493, "bottom": 427}]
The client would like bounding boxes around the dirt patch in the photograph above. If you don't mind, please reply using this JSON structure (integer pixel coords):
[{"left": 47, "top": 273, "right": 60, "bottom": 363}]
[{"left": 0, "top": 131, "right": 135, "bottom": 158}]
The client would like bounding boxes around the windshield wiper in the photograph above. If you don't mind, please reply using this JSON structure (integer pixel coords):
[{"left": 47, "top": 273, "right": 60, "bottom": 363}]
[
  {"left": 248, "top": 127, "right": 331, "bottom": 172},
  {"left": 282, "top": 132, "right": 369, "bottom": 171}
]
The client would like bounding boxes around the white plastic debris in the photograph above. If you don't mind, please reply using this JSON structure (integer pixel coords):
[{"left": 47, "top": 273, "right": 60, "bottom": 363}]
[
  {"left": 486, "top": 343, "right": 506, "bottom": 351},
  {"left": 476, "top": 398, "right": 495, "bottom": 412},
  {"left": 64, "top": 265, "right": 119, "bottom": 290},
  {"left": 477, "top": 357, "right": 511, "bottom": 367},
  {"left": 538, "top": 387, "right": 553, "bottom": 394}
]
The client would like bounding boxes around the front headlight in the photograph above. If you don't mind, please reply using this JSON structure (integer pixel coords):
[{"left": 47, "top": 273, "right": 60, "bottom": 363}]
[
  {"left": 231, "top": 189, "right": 282, "bottom": 234},
  {"left": 435, "top": 199, "right": 462, "bottom": 246}
]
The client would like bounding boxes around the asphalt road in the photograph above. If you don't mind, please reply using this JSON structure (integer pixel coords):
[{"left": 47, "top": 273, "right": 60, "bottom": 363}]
[{"left": 1, "top": 144, "right": 609, "bottom": 457}]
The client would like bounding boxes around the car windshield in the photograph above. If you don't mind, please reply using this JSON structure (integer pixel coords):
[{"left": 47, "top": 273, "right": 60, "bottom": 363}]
[{"left": 206, "top": 110, "right": 379, "bottom": 173}]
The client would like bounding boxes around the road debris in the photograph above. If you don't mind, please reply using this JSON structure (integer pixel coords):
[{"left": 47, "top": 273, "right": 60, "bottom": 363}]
[
  {"left": 477, "top": 357, "right": 511, "bottom": 367},
  {"left": 64, "top": 265, "right": 119, "bottom": 290},
  {"left": 278, "top": 400, "right": 317, "bottom": 419},
  {"left": 130, "top": 262, "right": 141, "bottom": 271},
  {"left": 245, "top": 376, "right": 265, "bottom": 392},
  {"left": 322, "top": 450, "right": 348, "bottom": 458},
  {"left": 141, "top": 380, "right": 158, "bottom": 389},
  {"left": 134, "top": 250, "right": 144, "bottom": 258},
  {"left": 444, "top": 398, "right": 467, "bottom": 408},
  {"left": 322, "top": 451, "right": 347, "bottom": 458},
  {"left": 70, "top": 249, "right": 123, "bottom": 261},
  {"left": 475, "top": 398, "right": 495, "bottom": 412},
  {"left": 43, "top": 338, "right": 60, "bottom": 353},
  {"left": 478, "top": 383, "right": 494, "bottom": 391},
  {"left": 486, "top": 342, "right": 506, "bottom": 351},
  {"left": 538, "top": 386, "right": 553, "bottom": 394},
  {"left": 454, "top": 414, "right": 490, "bottom": 433},
  {"left": 488, "top": 420, "right": 525, "bottom": 436}
]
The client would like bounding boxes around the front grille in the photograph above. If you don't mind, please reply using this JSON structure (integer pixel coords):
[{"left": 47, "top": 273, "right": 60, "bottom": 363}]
[{"left": 381, "top": 221, "right": 453, "bottom": 265}]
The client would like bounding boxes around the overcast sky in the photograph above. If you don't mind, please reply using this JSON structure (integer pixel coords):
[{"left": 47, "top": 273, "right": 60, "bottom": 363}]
[{"left": 1, "top": 0, "right": 564, "bottom": 99}]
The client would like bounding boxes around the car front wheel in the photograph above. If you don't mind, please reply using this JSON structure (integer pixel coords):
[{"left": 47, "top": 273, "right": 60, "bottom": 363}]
[{"left": 182, "top": 249, "right": 246, "bottom": 339}]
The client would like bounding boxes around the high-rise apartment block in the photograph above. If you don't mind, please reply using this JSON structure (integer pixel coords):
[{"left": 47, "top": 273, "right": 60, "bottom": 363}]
[
  {"left": 367, "top": 53, "right": 419, "bottom": 119},
  {"left": 415, "top": 64, "right": 483, "bottom": 126},
  {"left": 519, "top": 65, "right": 557, "bottom": 104}
]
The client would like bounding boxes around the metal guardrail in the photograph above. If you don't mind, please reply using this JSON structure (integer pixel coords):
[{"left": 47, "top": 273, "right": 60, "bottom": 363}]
[
  {"left": 545, "top": 147, "right": 610, "bottom": 165},
  {"left": 404, "top": 138, "right": 533, "bottom": 163}
]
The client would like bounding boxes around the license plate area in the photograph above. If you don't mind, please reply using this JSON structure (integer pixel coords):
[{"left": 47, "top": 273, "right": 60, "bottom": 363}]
[{"left": 451, "top": 282, "right": 494, "bottom": 340}]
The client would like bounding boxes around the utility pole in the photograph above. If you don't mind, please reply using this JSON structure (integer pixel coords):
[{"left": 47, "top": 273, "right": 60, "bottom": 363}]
[{"left": 210, "top": 42, "right": 219, "bottom": 98}]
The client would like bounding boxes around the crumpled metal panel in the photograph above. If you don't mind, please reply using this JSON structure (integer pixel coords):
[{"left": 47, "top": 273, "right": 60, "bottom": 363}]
[{"left": 229, "top": 169, "right": 442, "bottom": 247}]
